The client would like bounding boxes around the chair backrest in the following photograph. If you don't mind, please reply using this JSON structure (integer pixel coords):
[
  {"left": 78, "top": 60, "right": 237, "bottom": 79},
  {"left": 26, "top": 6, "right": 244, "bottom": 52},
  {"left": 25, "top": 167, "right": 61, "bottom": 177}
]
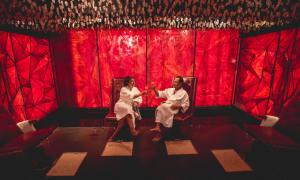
[
  {"left": 108, "top": 77, "right": 197, "bottom": 115},
  {"left": 109, "top": 78, "right": 125, "bottom": 113},
  {"left": 180, "top": 76, "right": 198, "bottom": 115}
]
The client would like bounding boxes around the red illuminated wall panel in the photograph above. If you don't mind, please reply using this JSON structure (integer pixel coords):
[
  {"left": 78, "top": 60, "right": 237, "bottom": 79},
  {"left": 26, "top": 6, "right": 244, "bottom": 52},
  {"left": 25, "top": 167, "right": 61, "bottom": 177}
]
[
  {"left": 98, "top": 29, "right": 147, "bottom": 107},
  {"left": 147, "top": 29, "right": 195, "bottom": 107},
  {"left": 194, "top": 29, "right": 239, "bottom": 106},
  {"left": 0, "top": 31, "right": 57, "bottom": 122}
]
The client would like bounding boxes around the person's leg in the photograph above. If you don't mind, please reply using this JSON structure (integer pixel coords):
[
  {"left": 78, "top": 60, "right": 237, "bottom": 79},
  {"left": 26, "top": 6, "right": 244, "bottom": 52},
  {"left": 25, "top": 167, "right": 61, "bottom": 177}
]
[
  {"left": 108, "top": 118, "right": 125, "bottom": 141},
  {"left": 150, "top": 105, "right": 163, "bottom": 132},
  {"left": 151, "top": 123, "right": 162, "bottom": 142},
  {"left": 152, "top": 133, "right": 162, "bottom": 142},
  {"left": 150, "top": 122, "right": 161, "bottom": 132},
  {"left": 125, "top": 114, "right": 139, "bottom": 136}
]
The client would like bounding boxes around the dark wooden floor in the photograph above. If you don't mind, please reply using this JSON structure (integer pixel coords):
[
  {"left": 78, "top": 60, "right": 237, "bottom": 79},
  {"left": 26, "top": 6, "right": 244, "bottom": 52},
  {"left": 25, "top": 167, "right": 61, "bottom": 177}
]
[{"left": 5, "top": 108, "right": 300, "bottom": 180}]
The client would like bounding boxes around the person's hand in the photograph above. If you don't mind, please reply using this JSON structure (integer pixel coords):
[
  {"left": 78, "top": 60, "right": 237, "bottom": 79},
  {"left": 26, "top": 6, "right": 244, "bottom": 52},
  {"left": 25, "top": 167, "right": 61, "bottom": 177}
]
[
  {"left": 133, "top": 101, "right": 139, "bottom": 108},
  {"left": 140, "top": 90, "right": 147, "bottom": 96},
  {"left": 170, "top": 104, "right": 180, "bottom": 110},
  {"left": 133, "top": 90, "right": 147, "bottom": 99}
]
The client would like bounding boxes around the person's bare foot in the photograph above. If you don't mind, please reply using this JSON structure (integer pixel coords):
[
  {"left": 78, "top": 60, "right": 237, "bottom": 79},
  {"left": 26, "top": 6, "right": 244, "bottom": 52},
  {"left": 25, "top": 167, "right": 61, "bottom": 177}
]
[
  {"left": 149, "top": 127, "right": 161, "bottom": 132},
  {"left": 131, "top": 130, "right": 139, "bottom": 137}
]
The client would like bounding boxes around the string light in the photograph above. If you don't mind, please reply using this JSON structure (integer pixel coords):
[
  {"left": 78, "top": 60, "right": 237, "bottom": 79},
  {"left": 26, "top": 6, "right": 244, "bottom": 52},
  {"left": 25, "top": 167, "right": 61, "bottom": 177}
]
[{"left": 0, "top": 0, "right": 298, "bottom": 33}]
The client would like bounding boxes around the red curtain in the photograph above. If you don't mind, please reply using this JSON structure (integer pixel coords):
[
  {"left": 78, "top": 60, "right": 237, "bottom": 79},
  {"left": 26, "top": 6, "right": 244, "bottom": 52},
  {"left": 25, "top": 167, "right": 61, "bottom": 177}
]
[
  {"left": 98, "top": 29, "right": 147, "bottom": 107},
  {"left": 147, "top": 29, "right": 195, "bottom": 107},
  {"left": 0, "top": 31, "right": 57, "bottom": 122},
  {"left": 194, "top": 29, "right": 240, "bottom": 106},
  {"left": 235, "top": 28, "right": 300, "bottom": 116}
]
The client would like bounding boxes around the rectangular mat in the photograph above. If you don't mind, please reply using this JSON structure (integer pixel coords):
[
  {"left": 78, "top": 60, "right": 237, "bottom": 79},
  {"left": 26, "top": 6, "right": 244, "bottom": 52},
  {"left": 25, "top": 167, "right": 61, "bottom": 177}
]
[
  {"left": 165, "top": 140, "right": 198, "bottom": 155},
  {"left": 212, "top": 149, "right": 252, "bottom": 172},
  {"left": 101, "top": 141, "right": 133, "bottom": 156},
  {"left": 47, "top": 152, "right": 87, "bottom": 176}
]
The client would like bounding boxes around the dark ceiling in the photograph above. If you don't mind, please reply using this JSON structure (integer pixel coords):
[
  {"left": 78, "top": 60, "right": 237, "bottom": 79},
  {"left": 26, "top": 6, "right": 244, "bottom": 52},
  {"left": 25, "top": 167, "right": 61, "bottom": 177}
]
[{"left": 0, "top": 0, "right": 299, "bottom": 33}]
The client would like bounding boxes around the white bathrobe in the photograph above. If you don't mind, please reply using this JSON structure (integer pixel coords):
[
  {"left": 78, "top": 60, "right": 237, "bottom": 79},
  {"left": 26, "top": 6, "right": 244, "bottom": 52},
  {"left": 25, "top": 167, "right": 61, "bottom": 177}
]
[
  {"left": 155, "top": 88, "right": 189, "bottom": 128},
  {"left": 114, "top": 86, "right": 142, "bottom": 128}
]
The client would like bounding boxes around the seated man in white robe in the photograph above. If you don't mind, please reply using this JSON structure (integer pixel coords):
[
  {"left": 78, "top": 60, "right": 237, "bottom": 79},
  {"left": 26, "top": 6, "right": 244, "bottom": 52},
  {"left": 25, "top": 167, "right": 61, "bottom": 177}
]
[{"left": 150, "top": 76, "right": 190, "bottom": 141}]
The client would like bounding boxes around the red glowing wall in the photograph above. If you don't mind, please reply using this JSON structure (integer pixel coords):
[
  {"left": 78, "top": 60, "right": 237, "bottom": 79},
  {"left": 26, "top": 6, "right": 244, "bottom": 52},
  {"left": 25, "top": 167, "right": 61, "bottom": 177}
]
[
  {"left": 1, "top": 27, "right": 299, "bottom": 123},
  {"left": 147, "top": 29, "right": 195, "bottom": 107},
  {"left": 50, "top": 28, "right": 239, "bottom": 108},
  {"left": 98, "top": 29, "right": 147, "bottom": 107},
  {"left": 0, "top": 31, "right": 57, "bottom": 122},
  {"left": 194, "top": 29, "right": 240, "bottom": 106},
  {"left": 235, "top": 28, "right": 300, "bottom": 116},
  {"left": 51, "top": 30, "right": 101, "bottom": 108}
]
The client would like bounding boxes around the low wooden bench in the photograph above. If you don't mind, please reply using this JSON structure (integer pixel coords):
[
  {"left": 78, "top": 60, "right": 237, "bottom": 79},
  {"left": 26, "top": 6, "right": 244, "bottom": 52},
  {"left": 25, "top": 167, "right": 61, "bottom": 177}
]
[{"left": 243, "top": 124, "right": 300, "bottom": 153}]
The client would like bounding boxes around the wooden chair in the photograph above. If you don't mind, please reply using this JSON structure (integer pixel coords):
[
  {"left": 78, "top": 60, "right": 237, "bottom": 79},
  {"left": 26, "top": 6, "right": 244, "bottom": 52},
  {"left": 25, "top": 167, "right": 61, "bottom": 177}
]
[
  {"left": 173, "top": 76, "right": 198, "bottom": 122},
  {"left": 104, "top": 78, "right": 125, "bottom": 126},
  {"left": 167, "top": 76, "right": 197, "bottom": 139},
  {"left": 104, "top": 76, "right": 198, "bottom": 129}
]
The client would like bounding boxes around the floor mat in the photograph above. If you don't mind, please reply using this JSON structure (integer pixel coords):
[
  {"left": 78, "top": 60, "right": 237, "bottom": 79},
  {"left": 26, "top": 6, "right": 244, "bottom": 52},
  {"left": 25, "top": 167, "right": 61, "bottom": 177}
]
[
  {"left": 165, "top": 140, "right": 198, "bottom": 155},
  {"left": 211, "top": 149, "right": 252, "bottom": 172},
  {"left": 101, "top": 141, "right": 133, "bottom": 156},
  {"left": 47, "top": 152, "right": 87, "bottom": 176}
]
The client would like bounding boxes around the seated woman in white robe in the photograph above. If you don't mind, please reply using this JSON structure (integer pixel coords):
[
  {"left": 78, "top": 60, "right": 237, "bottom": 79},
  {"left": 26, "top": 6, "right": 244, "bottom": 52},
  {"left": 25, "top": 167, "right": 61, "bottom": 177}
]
[
  {"left": 108, "top": 76, "right": 147, "bottom": 141},
  {"left": 150, "top": 76, "right": 190, "bottom": 141}
]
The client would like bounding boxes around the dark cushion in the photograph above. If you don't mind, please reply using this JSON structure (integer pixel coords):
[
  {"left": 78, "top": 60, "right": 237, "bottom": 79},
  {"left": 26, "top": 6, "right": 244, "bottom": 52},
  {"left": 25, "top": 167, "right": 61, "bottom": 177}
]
[
  {"left": 0, "top": 105, "right": 58, "bottom": 161},
  {"left": 244, "top": 124, "right": 300, "bottom": 150},
  {"left": 275, "top": 97, "right": 300, "bottom": 144},
  {"left": 0, "top": 125, "right": 22, "bottom": 146},
  {"left": 0, "top": 106, "right": 15, "bottom": 126},
  {"left": 0, "top": 106, "right": 23, "bottom": 146},
  {"left": 0, "top": 127, "right": 55, "bottom": 157}
]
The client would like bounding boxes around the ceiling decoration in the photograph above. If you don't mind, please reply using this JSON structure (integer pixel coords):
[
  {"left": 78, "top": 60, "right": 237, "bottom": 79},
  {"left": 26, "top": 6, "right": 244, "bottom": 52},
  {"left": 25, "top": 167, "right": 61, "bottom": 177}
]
[{"left": 0, "top": 0, "right": 299, "bottom": 33}]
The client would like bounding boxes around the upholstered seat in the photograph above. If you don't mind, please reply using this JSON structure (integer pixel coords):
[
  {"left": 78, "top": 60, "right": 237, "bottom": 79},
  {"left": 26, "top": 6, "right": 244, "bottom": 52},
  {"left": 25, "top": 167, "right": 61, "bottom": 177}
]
[
  {"left": 104, "top": 78, "right": 125, "bottom": 126},
  {"left": 243, "top": 124, "right": 300, "bottom": 152},
  {"left": 104, "top": 77, "right": 197, "bottom": 126},
  {"left": 173, "top": 76, "right": 197, "bottom": 122},
  {"left": 0, "top": 106, "right": 55, "bottom": 158},
  {"left": 0, "top": 127, "right": 55, "bottom": 156}
]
